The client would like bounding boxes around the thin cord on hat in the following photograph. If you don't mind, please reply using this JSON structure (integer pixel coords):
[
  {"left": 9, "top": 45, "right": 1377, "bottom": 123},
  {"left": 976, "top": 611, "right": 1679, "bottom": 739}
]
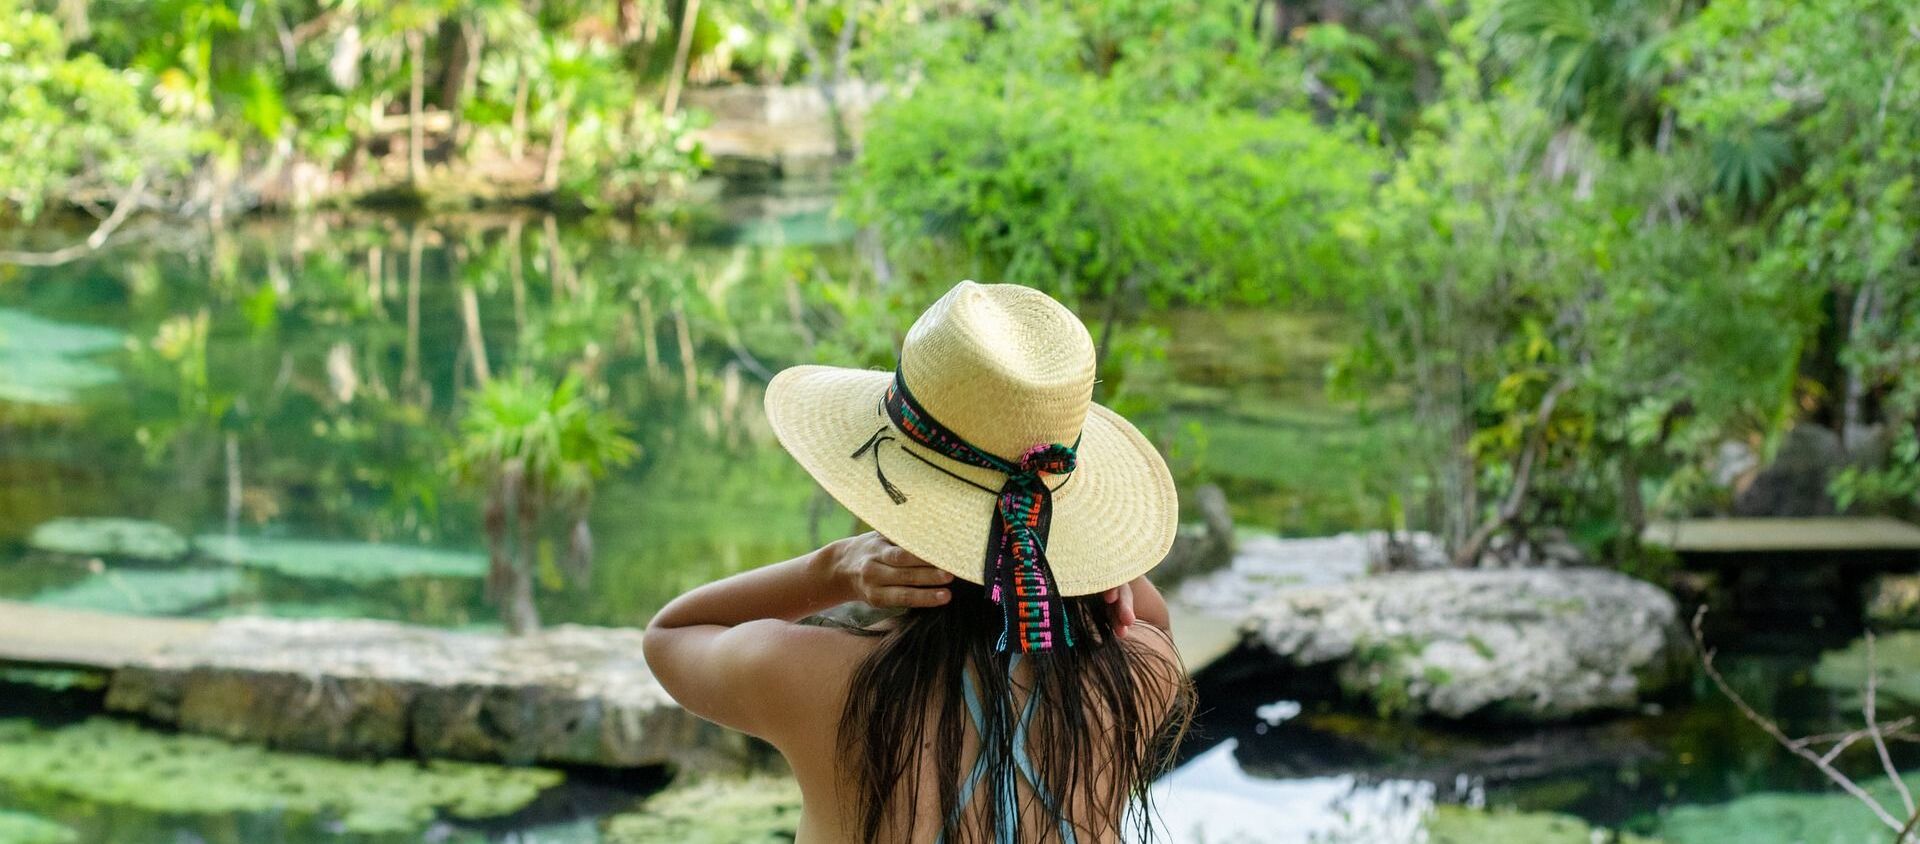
[{"left": 850, "top": 400, "right": 1076, "bottom": 504}]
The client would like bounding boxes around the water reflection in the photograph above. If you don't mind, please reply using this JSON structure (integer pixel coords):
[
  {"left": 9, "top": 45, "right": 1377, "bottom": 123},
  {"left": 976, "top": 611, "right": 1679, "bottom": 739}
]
[
  {"left": 1152, "top": 740, "right": 1433, "bottom": 844},
  {"left": 0, "top": 213, "right": 876, "bottom": 627}
]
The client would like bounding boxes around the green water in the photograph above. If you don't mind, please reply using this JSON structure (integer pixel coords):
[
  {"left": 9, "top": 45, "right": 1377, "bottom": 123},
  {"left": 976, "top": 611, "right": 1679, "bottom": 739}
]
[
  {"left": 0, "top": 210, "right": 1908, "bottom": 842},
  {"left": 0, "top": 211, "right": 1392, "bottom": 629}
]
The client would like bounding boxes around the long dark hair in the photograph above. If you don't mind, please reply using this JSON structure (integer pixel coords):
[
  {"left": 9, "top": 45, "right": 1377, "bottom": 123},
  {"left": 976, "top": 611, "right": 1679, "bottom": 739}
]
[{"left": 837, "top": 579, "right": 1195, "bottom": 842}]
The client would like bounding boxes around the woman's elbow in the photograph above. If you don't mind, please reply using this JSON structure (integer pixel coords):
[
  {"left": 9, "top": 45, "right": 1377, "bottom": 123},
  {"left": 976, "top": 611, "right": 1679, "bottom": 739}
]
[{"left": 641, "top": 620, "right": 678, "bottom": 676}]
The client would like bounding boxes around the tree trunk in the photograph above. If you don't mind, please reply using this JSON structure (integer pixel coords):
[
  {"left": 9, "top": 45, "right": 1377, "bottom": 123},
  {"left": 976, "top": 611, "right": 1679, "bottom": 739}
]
[
  {"left": 406, "top": 29, "right": 427, "bottom": 185},
  {"left": 403, "top": 225, "right": 423, "bottom": 401},
  {"left": 507, "top": 218, "right": 527, "bottom": 336},
  {"left": 510, "top": 74, "right": 531, "bottom": 161},
  {"left": 57, "top": 0, "right": 90, "bottom": 42},
  {"left": 460, "top": 286, "right": 491, "bottom": 384},
  {"left": 662, "top": 0, "right": 702, "bottom": 117},
  {"left": 616, "top": 0, "right": 644, "bottom": 43},
  {"left": 1841, "top": 280, "right": 1880, "bottom": 454},
  {"left": 442, "top": 20, "right": 483, "bottom": 150},
  {"left": 502, "top": 564, "right": 540, "bottom": 634},
  {"left": 637, "top": 292, "right": 662, "bottom": 379},
  {"left": 505, "top": 507, "right": 542, "bottom": 634},
  {"left": 675, "top": 304, "right": 698, "bottom": 403},
  {"left": 541, "top": 106, "right": 568, "bottom": 191}
]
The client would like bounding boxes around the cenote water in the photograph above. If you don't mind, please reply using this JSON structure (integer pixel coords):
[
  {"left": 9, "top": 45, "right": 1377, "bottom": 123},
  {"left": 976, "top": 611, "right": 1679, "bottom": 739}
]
[{"left": 0, "top": 207, "right": 1910, "bottom": 842}]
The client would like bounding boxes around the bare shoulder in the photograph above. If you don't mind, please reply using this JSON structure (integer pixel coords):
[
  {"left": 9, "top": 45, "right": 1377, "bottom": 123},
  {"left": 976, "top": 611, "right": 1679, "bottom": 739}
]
[
  {"left": 1126, "top": 621, "right": 1182, "bottom": 665},
  {"left": 719, "top": 618, "right": 880, "bottom": 680},
  {"left": 1121, "top": 622, "right": 1188, "bottom": 711},
  {"left": 643, "top": 617, "right": 879, "bottom": 742}
]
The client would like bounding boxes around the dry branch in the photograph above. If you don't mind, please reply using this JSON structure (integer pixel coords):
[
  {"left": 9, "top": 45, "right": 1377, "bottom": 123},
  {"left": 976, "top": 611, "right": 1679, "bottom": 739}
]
[
  {"left": 1691, "top": 607, "right": 1920, "bottom": 838},
  {"left": 0, "top": 173, "right": 150, "bottom": 267}
]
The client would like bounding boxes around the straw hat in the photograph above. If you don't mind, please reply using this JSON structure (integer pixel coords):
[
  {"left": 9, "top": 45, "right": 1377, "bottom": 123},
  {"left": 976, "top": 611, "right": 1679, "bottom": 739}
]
[{"left": 765, "top": 281, "right": 1177, "bottom": 596}]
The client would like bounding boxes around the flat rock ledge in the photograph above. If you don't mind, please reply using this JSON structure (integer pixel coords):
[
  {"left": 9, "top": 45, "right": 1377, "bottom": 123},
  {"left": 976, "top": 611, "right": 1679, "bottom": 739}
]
[
  {"left": 1240, "top": 568, "right": 1691, "bottom": 722},
  {"left": 102, "top": 617, "right": 744, "bottom": 770}
]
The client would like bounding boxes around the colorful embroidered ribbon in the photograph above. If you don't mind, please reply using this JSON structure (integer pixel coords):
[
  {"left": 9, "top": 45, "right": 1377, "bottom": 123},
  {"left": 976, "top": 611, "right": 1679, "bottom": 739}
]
[{"left": 852, "top": 370, "right": 1078, "bottom": 653}]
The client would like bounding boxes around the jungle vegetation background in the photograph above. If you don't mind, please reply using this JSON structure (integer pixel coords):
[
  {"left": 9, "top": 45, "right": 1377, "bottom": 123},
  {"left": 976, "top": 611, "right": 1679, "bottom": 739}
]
[{"left": 3, "top": 0, "right": 1919, "bottom": 580}]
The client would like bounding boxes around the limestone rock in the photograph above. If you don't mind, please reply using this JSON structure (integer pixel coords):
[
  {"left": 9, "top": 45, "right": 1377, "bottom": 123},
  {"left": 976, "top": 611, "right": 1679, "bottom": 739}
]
[
  {"left": 1239, "top": 568, "right": 1690, "bottom": 721},
  {"left": 1867, "top": 574, "right": 1920, "bottom": 628},
  {"left": 1155, "top": 484, "right": 1236, "bottom": 584},
  {"left": 1175, "top": 531, "right": 1444, "bottom": 617},
  {"left": 683, "top": 83, "right": 885, "bottom": 181},
  {"left": 105, "top": 618, "right": 743, "bottom": 770},
  {"left": 1733, "top": 424, "right": 1843, "bottom": 517}
]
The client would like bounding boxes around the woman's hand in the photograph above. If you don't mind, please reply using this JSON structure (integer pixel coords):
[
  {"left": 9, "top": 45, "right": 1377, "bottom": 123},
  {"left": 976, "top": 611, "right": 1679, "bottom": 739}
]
[{"left": 821, "top": 532, "right": 954, "bottom": 609}]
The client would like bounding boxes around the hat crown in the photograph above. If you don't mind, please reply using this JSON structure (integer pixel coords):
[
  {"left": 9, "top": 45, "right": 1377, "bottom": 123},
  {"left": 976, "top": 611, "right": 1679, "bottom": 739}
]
[{"left": 899, "top": 281, "right": 1095, "bottom": 461}]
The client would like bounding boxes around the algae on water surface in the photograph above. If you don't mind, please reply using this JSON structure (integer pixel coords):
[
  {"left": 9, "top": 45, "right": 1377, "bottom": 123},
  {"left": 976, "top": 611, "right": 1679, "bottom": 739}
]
[
  {"left": 1425, "top": 805, "right": 1662, "bottom": 843},
  {"left": 196, "top": 534, "right": 489, "bottom": 582},
  {"left": 0, "top": 810, "right": 78, "bottom": 844},
  {"left": 0, "top": 309, "right": 124, "bottom": 406},
  {"left": 0, "top": 718, "right": 563, "bottom": 835},
  {"left": 603, "top": 775, "right": 802, "bottom": 844},
  {"left": 27, "top": 518, "right": 191, "bottom": 562},
  {"left": 28, "top": 568, "right": 246, "bottom": 615}
]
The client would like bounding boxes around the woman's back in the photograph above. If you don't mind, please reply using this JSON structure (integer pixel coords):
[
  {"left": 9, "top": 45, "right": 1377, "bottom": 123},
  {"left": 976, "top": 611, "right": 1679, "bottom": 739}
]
[{"left": 754, "top": 611, "right": 1188, "bottom": 843}]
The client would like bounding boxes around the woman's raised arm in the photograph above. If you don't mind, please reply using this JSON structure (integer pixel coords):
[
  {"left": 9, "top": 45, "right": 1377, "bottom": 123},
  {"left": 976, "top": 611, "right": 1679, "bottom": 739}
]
[{"left": 641, "top": 533, "right": 953, "bottom": 736}]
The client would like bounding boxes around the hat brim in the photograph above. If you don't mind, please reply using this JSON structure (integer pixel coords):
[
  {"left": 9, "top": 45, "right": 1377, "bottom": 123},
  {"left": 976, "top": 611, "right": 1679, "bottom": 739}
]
[{"left": 765, "top": 365, "right": 1178, "bottom": 596}]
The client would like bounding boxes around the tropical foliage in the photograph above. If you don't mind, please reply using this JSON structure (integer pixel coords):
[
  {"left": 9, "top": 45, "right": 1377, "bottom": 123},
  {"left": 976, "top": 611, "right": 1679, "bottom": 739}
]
[
  {"left": 849, "top": 0, "right": 1920, "bottom": 562},
  {"left": 449, "top": 372, "right": 638, "bottom": 633},
  {"left": 3, "top": 0, "right": 1918, "bottom": 569},
  {"left": 0, "top": 0, "right": 889, "bottom": 219}
]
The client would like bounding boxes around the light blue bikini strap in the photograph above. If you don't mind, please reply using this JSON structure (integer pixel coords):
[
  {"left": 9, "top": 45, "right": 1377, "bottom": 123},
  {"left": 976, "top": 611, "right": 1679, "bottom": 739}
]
[{"left": 937, "top": 655, "right": 1078, "bottom": 844}]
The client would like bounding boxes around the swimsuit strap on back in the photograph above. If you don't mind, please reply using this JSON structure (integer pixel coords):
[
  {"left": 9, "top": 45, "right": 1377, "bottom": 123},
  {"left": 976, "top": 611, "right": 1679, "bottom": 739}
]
[{"left": 937, "top": 654, "right": 1079, "bottom": 844}]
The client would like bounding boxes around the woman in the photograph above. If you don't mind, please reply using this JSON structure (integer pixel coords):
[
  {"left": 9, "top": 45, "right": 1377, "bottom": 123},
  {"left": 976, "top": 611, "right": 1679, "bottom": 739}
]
[{"left": 645, "top": 281, "right": 1195, "bottom": 842}]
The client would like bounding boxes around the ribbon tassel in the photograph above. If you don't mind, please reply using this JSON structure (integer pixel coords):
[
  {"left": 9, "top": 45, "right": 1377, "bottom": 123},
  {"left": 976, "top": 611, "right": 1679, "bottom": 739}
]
[{"left": 855, "top": 371, "right": 1079, "bottom": 653}]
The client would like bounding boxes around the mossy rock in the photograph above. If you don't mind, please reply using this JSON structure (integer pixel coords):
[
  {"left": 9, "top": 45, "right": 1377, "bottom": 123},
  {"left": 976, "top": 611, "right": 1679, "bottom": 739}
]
[
  {"left": 1658, "top": 776, "right": 1920, "bottom": 844},
  {"left": 603, "top": 775, "right": 802, "bottom": 844},
  {"left": 197, "top": 534, "right": 487, "bottom": 582},
  {"left": 1427, "top": 805, "right": 1660, "bottom": 843},
  {"left": 1866, "top": 575, "right": 1920, "bottom": 629},
  {"left": 0, "top": 811, "right": 78, "bottom": 844},
  {"left": 29, "top": 568, "right": 246, "bottom": 615},
  {"left": 0, "top": 718, "right": 563, "bottom": 835},
  {"left": 27, "top": 518, "right": 190, "bottom": 562},
  {"left": 1812, "top": 632, "right": 1920, "bottom": 709}
]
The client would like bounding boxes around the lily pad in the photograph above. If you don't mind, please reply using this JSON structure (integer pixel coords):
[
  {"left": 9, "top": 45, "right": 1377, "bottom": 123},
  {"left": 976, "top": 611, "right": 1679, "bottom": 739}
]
[
  {"left": 0, "top": 718, "right": 563, "bottom": 836},
  {"left": 28, "top": 518, "right": 190, "bottom": 562},
  {"left": 1659, "top": 776, "right": 1920, "bottom": 844},
  {"left": 0, "top": 310, "right": 124, "bottom": 357},
  {"left": 0, "top": 667, "right": 108, "bottom": 693},
  {"left": 603, "top": 775, "right": 802, "bottom": 844},
  {"left": 0, "top": 310, "right": 124, "bottom": 406},
  {"left": 1426, "top": 805, "right": 1660, "bottom": 843},
  {"left": 30, "top": 568, "right": 246, "bottom": 615},
  {"left": 196, "top": 534, "right": 488, "bottom": 582},
  {"left": 0, "top": 811, "right": 78, "bottom": 844},
  {"left": 1812, "top": 632, "right": 1920, "bottom": 709}
]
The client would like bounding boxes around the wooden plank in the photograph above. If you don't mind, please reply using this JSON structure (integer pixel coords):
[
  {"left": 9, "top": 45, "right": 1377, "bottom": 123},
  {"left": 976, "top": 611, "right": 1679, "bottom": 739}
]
[
  {"left": 0, "top": 600, "right": 214, "bottom": 669},
  {"left": 1642, "top": 517, "right": 1920, "bottom": 553}
]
